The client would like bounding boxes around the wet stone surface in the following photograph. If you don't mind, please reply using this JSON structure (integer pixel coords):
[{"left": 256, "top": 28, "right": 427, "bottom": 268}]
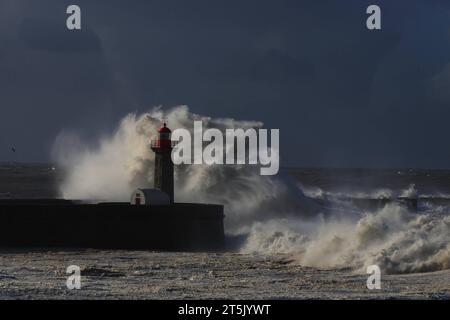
[{"left": 0, "top": 250, "right": 449, "bottom": 300}]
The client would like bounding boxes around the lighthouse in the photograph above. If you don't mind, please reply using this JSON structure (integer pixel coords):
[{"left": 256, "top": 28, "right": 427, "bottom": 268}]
[{"left": 151, "top": 123, "right": 175, "bottom": 203}]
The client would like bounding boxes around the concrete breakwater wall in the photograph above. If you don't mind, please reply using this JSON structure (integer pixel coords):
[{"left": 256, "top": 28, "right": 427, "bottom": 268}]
[{"left": 0, "top": 200, "right": 225, "bottom": 251}]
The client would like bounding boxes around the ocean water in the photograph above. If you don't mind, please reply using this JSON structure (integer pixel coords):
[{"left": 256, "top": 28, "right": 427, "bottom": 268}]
[
  {"left": 1, "top": 163, "right": 450, "bottom": 274},
  {"left": 1, "top": 163, "right": 450, "bottom": 299}
]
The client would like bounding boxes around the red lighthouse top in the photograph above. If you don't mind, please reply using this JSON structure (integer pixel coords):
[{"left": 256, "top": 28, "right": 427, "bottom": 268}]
[
  {"left": 158, "top": 123, "right": 171, "bottom": 133},
  {"left": 151, "top": 122, "right": 173, "bottom": 150}
]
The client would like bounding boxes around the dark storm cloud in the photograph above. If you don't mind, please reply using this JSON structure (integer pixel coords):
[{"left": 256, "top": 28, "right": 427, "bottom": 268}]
[
  {"left": 19, "top": 18, "right": 101, "bottom": 53},
  {"left": 0, "top": 0, "right": 449, "bottom": 169},
  {"left": 203, "top": 49, "right": 315, "bottom": 84}
]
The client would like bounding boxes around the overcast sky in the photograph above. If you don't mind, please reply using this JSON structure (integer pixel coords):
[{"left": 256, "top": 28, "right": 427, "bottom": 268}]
[{"left": 0, "top": 0, "right": 450, "bottom": 168}]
